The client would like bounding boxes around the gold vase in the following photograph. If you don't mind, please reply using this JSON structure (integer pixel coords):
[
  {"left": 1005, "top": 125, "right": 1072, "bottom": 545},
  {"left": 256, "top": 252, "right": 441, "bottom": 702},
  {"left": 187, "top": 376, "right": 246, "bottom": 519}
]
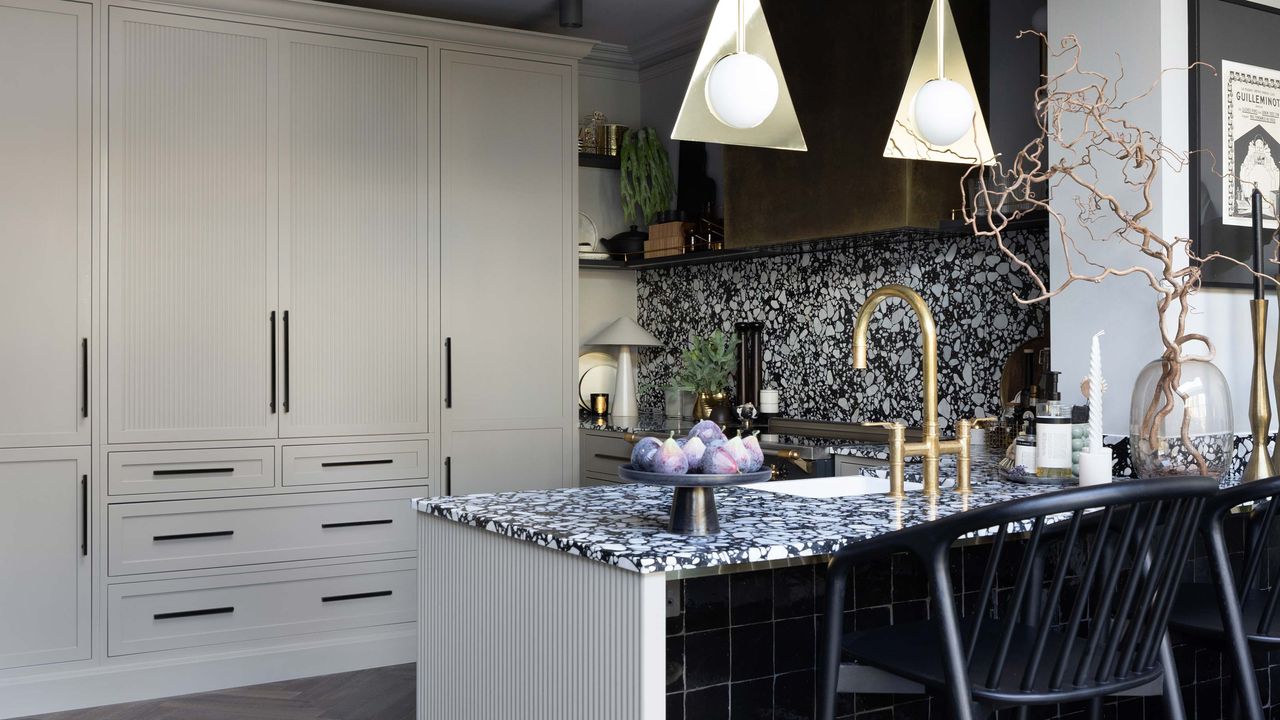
[{"left": 693, "top": 391, "right": 726, "bottom": 420}]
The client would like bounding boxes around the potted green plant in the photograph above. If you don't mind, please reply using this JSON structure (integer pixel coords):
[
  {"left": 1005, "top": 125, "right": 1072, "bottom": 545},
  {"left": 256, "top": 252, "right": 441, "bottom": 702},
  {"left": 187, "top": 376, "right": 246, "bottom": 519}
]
[
  {"left": 676, "top": 330, "right": 738, "bottom": 421},
  {"left": 619, "top": 127, "right": 674, "bottom": 226}
]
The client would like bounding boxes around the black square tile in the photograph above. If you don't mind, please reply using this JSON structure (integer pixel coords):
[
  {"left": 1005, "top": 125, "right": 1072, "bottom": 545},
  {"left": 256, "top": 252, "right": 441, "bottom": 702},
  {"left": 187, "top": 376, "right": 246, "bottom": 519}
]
[
  {"left": 774, "top": 565, "right": 816, "bottom": 619},
  {"left": 774, "top": 616, "right": 816, "bottom": 674},
  {"left": 732, "top": 571, "right": 774, "bottom": 626},
  {"left": 686, "top": 683, "right": 730, "bottom": 720},
  {"left": 667, "top": 634, "right": 685, "bottom": 693},
  {"left": 730, "top": 677, "right": 773, "bottom": 720},
  {"left": 667, "top": 692, "right": 685, "bottom": 720},
  {"left": 731, "top": 622, "right": 774, "bottom": 681},
  {"left": 686, "top": 629, "right": 732, "bottom": 689},
  {"left": 774, "top": 670, "right": 815, "bottom": 720},
  {"left": 854, "top": 559, "right": 892, "bottom": 607},
  {"left": 891, "top": 552, "right": 928, "bottom": 602},
  {"left": 892, "top": 598, "right": 928, "bottom": 624},
  {"left": 853, "top": 605, "right": 890, "bottom": 632},
  {"left": 686, "top": 575, "right": 732, "bottom": 632},
  {"left": 892, "top": 696, "right": 931, "bottom": 720}
]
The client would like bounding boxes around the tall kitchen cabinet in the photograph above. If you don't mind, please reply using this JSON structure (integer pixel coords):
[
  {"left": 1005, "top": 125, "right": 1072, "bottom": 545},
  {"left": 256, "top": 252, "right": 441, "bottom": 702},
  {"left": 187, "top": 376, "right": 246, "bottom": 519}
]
[
  {"left": 0, "top": 0, "right": 92, "bottom": 672},
  {"left": 440, "top": 52, "right": 577, "bottom": 495}
]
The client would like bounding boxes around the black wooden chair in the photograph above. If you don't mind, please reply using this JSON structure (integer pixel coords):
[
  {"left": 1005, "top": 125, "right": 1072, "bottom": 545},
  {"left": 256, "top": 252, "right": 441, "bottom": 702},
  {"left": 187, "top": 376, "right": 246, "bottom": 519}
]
[
  {"left": 1167, "top": 475, "right": 1280, "bottom": 720},
  {"left": 817, "top": 476, "right": 1218, "bottom": 720}
]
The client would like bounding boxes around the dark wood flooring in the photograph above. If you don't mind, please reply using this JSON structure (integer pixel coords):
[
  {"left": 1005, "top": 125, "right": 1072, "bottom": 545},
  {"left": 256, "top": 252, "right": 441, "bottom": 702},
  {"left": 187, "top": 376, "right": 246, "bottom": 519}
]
[{"left": 16, "top": 663, "right": 415, "bottom": 720}]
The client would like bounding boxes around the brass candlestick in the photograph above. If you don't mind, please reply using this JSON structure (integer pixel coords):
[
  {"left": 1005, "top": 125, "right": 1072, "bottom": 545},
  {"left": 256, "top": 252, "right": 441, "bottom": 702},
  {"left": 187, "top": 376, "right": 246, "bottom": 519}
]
[
  {"left": 1247, "top": 299, "right": 1275, "bottom": 481},
  {"left": 1272, "top": 281, "right": 1280, "bottom": 472}
]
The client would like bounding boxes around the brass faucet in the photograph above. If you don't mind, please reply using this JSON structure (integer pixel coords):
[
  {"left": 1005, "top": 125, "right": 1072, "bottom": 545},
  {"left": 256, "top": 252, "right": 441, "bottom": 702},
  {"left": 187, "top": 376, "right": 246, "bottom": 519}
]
[{"left": 851, "top": 284, "right": 993, "bottom": 496}]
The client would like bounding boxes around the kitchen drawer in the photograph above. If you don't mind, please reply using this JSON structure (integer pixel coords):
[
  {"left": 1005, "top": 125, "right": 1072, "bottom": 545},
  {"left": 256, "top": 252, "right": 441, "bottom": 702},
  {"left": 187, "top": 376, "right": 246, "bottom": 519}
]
[
  {"left": 108, "top": 448, "right": 275, "bottom": 496},
  {"left": 107, "top": 559, "right": 416, "bottom": 656},
  {"left": 283, "top": 441, "right": 429, "bottom": 487},
  {"left": 580, "top": 471, "right": 625, "bottom": 488},
  {"left": 108, "top": 488, "right": 422, "bottom": 576},
  {"left": 580, "top": 431, "right": 635, "bottom": 477}
]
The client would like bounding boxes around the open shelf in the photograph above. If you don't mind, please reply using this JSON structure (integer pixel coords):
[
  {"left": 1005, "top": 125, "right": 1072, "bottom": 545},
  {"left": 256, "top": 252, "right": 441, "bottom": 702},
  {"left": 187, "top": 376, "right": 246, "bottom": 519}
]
[
  {"left": 578, "top": 258, "right": 630, "bottom": 270},
  {"left": 578, "top": 153, "right": 621, "bottom": 169}
]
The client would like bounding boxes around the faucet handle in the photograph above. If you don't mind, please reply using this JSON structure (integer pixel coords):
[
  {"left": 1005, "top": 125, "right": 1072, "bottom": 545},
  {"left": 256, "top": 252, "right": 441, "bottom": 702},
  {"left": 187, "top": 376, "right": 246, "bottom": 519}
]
[
  {"left": 860, "top": 421, "right": 905, "bottom": 431},
  {"left": 966, "top": 417, "right": 999, "bottom": 429},
  {"left": 860, "top": 422, "right": 906, "bottom": 499}
]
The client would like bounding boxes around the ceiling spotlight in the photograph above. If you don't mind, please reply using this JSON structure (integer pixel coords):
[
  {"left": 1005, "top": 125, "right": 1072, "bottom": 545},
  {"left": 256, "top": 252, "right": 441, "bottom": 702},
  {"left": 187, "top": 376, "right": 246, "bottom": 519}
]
[{"left": 559, "top": 0, "right": 582, "bottom": 29}]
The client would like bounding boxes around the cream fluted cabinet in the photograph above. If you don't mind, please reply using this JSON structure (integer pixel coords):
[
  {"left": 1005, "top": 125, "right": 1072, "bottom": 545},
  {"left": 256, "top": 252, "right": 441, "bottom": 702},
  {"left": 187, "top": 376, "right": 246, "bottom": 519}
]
[{"left": 0, "top": 0, "right": 588, "bottom": 715}]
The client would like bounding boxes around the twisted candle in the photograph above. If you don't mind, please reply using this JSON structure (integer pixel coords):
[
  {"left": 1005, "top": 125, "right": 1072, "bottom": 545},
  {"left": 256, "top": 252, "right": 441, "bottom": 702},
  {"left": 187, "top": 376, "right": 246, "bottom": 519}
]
[{"left": 1088, "top": 330, "right": 1105, "bottom": 453}]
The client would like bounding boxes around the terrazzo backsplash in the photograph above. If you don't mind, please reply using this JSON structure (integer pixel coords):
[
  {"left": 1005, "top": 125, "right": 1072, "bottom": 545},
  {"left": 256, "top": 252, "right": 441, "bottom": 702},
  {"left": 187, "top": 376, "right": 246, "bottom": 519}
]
[{"left": 635, "top": 227, "right": 1050, "bottom": 432}]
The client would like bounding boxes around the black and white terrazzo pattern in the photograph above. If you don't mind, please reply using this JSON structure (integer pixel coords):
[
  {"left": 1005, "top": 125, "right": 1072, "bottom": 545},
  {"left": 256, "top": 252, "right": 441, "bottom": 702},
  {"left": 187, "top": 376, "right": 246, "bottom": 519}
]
[
  {"left": 415, "top": 458, "right": 1100, "bottom": 575},
  {"left": 635, "top": 228, "right": 1049, "bottom": 433}
]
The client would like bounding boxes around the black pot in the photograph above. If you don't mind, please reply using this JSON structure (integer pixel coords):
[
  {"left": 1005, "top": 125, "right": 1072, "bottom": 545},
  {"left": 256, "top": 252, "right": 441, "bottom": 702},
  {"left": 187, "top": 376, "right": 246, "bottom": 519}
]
[{"left": 601, "top": 226, "right": 647, "bottom": 260}]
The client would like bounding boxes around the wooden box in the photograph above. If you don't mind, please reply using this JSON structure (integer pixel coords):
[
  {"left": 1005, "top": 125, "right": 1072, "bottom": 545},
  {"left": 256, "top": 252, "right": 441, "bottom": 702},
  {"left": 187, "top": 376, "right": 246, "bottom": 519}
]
[{"left": 644, "top": 221, "right": 692, "bottom": 259}]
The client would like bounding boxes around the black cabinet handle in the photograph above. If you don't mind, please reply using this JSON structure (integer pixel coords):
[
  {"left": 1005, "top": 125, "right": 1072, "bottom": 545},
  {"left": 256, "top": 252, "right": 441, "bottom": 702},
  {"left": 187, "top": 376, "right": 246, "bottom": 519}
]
[
  {"left": 152, "top": 467, "right": 235, "bottom": 477},
  {"left": 445, "top": 456, "right": 452, "bottom": 496},
  {"left": 153, "top": 530, "right": 234, "bottom": 542},
  {"left": 80, "top": 475, "right": 88, "bottom": 557},
  {"left": 282, "top": 311, "right": 291, "bottom": 413},
  {"left": 321, "top": 459, "right": 393, "bottom": 468},
  {"left": 81, "top": 338, "right": 88, "bottom": 419},
  {"left": 322, "top": 591, "right": 392, "bottom": 603},
  {"left": 444, "top": 337, "right": 452, "bottom": 408},
  {"left": 321, "top": 519, "right": 393, "bottom": 529},
  {"left": 269, "top": 311, "right": 277, "bottom": 413},
  {"left": 155, "top": 607, "right": 234, "bottom": 620}
]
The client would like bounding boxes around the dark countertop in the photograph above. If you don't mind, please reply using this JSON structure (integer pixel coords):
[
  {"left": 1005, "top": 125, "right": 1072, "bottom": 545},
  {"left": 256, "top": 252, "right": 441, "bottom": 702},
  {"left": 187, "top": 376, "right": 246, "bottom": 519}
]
[{"left": 414, "top": 454, "right": 1084, "bottom": 575}]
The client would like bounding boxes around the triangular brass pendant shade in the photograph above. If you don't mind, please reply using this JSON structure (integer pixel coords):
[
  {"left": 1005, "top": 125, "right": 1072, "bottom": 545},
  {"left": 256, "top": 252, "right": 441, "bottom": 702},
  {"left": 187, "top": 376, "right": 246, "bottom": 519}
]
[
  {"left": 672, "top": 0, "right": 806, "bottom": 151},
  {"left": 884, "top": 0, "right": 995, "bottom": 165}
]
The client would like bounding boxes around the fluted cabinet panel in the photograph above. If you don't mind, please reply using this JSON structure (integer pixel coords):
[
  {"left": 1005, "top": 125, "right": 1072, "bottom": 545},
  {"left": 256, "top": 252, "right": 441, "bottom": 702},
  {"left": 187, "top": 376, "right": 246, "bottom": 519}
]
[
  {"left": 0, "top": 0, "right": 91, "bottom": 448},
  {"left": 418, "top": 515, "right": 666, "bottom": 720},
  {"left": 279, "top": 33, "right": 430, "bottom": 438},
  {"left": 440, "top": 51, "right": 575, "bottom": 491},
  {"left": 107, "top": 10, "right": 278, "bottom": 443}
]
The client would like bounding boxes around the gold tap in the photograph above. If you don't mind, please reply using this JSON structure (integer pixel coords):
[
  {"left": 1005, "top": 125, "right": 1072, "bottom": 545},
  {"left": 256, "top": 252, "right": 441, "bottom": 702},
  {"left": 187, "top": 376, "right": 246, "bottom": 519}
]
[{"left": 852, "top": 284, "right": 989, "bottom": 496}]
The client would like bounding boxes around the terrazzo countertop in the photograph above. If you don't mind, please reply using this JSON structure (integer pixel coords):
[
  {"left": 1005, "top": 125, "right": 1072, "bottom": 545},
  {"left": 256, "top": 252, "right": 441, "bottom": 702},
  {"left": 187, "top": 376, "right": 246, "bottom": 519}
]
[
  {"left": 413, "top": 458, "right": 1075, "bottom": 574},
  {"left": 828, "top": 443, "right": 891, "bottom": 460}
]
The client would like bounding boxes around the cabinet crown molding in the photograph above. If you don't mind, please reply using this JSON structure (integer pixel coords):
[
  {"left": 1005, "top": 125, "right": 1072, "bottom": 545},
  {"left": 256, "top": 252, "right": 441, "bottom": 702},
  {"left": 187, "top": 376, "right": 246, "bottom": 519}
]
[{"left": 118, "top": 0, "right": 598, "bottom": 60}]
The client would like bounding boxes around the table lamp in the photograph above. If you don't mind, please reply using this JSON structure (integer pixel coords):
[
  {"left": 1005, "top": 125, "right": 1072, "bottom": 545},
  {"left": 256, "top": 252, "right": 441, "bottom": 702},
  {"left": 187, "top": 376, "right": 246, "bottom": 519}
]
[{"left": 585, "top": 317, "right": 660, "bottom": 419}]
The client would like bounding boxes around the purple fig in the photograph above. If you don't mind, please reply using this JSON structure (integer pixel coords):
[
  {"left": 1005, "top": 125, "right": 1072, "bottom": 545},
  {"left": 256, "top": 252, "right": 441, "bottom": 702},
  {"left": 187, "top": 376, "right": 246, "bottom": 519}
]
[
  {"left": 700, "top": 439, "right": 727, "bottom": 469},
  {"left": 681, "top": 435, "right": 706, "bottom": 471},
  {"left": 702, "top": 446, "right": 740, "bottom": 475},
  {"left": 742, "top": 431, "right": 765, "bottom": 472},
  {"left": 688, "top": 419, "right": 727, "bottom": 445},
  {"left": 725, "top": 431, "right": 752, "bottom": 469},
  {"left": 653, "top": 432, "right": 689, "bottom": 475},
  {"left": 631, "top": 436, "right": 661, "bottom": 471}
]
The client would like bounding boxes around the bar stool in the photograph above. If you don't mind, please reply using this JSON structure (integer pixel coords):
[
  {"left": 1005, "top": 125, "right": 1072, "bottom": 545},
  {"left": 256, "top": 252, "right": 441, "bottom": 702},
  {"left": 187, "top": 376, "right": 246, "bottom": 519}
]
[
  {"left": 817, "top": 476, "right": 1218, "bottom": 720},
  {"left": 1167, "top": 476, "right": 1280, "bottom": 720}
]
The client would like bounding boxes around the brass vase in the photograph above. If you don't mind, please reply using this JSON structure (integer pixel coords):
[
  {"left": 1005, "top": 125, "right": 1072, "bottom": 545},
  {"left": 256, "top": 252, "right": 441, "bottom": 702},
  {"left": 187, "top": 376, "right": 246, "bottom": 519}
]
[{"left": 693, "top": 391, "right": 727, "bottom": 421}]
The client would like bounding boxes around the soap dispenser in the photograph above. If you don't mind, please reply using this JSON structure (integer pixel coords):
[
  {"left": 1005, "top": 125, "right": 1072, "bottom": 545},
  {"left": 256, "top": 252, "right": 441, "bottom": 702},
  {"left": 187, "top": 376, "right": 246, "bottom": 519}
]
[{"left": 1035, "top": 371, "right": 1073, "bottom": 479}]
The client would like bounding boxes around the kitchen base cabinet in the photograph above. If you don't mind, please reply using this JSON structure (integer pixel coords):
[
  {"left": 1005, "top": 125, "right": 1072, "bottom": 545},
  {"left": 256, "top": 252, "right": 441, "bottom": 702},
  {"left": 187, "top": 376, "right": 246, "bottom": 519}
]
[
  {"left": 0, "top": 448, "right": 91, "bottom": 671},
  {"left": 107, "top": 559, "right": 416, "bottom": 656}
]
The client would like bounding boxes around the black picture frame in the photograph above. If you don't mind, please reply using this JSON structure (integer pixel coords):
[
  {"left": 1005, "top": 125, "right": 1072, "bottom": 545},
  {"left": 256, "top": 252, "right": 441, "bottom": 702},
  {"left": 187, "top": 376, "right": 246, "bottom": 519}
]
[{"left": 1190, "top": 0, "right": 1280, "bottom": 288}]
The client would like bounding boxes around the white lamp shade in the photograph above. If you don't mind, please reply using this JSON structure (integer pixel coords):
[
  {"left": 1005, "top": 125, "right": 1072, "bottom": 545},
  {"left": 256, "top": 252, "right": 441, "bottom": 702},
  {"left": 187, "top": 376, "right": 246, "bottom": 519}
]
[
  {"left": 584, "top": 316, "right": 660, "bottom": 347},
  {"left": 912, "top": 78, "right": 975, "bottom": 147},
  {"left": 705, "top": 52, "right": 779, "bottom": 130}
]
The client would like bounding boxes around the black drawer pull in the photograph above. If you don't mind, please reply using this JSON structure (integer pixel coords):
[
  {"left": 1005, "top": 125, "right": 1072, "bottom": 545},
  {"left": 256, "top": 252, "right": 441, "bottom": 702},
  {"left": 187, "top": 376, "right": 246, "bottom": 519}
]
[
  {"left": 81, "top": 338, "right": 89, "bottom": 419},
  {"left": 153, "top": 530, "right": 234, "bottom": 542},
  {"left": 152, "top": 467, "right": 235, "bottom": 477},
  {"left": 320, "top": 459, "right": 394, "bottom": 468},
  {"left": 322, "top": 591, "right": 392, "bottom": 603},
  {"left": 321, "top": 519, "right": 393, "bottom": 529},
  {"left": 154, "top": 606, "right": 234, "bottom": 620}
]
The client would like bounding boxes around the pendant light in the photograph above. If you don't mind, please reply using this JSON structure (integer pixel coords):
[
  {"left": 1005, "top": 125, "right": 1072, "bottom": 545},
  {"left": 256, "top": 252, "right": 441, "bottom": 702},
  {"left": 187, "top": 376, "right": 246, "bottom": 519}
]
[
  {"left": 884, "top": 0, "right": 995, "bottom": 165},
  {"left": 672, "top": 0, "right": 805, "bottom": 151}
]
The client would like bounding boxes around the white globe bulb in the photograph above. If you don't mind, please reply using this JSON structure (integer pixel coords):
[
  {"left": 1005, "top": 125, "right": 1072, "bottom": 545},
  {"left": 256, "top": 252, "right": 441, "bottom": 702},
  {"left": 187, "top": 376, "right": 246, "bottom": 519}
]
[
  {"left": 912, "top": 78, "right": 976, "bottom": 147},
  {"left": 705, "top": 52, "right": 779, "bottom": 129}
]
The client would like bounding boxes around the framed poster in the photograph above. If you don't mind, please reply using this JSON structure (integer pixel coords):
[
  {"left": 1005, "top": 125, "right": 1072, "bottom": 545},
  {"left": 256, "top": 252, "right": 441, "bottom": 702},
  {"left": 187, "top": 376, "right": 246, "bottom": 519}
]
[{"left": 1190, "top": 0, "right": 1280, "bottom": 287}]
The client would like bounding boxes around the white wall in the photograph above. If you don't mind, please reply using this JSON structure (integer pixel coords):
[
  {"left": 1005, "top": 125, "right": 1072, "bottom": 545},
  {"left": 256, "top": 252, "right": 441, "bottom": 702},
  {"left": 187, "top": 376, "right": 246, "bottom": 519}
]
[{"left": 1048, "top": 0, "right": 1260, "bottom": 434}]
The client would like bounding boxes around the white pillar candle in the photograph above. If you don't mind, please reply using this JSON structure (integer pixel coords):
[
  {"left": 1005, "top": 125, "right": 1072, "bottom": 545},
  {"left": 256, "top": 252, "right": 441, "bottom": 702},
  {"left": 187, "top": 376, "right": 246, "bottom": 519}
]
[
  {"left": 1078, "top": 447, "right": 1113, "bottom": 486},
  {"left": 759, "top": 388, "right": 780, "bottom": 414}
]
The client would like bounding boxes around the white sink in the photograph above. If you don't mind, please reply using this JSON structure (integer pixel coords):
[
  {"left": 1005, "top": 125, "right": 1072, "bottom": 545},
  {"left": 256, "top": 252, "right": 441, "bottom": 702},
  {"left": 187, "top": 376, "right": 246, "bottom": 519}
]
[{"left": 737, "top": 475, "right": 925, "bottom": 498}]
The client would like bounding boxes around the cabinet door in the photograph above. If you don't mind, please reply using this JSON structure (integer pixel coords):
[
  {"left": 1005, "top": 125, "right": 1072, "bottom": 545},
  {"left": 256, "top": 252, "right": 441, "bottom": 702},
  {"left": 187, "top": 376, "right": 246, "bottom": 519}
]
[
  {"left": 0, "top": 0, "right": 91, "bottom": 448},
  {"left": 107, "top": 10, "right": 278, "bottom": 443},
  {"left": 0, "top": 447, "right": 91, "bottom": 670},
  {"left": 440, "top": 52, "right": 575, "bottom": 493},
  {"left": 279, "top": 32, "right": 430, "bottom": 438}
]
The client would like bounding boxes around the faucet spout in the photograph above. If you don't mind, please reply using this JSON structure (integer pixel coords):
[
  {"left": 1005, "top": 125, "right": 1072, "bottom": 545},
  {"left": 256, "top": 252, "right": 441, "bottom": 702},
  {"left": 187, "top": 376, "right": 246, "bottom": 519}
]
[{"left": 852, "top": 284, "right": 947, "bottom": 495}]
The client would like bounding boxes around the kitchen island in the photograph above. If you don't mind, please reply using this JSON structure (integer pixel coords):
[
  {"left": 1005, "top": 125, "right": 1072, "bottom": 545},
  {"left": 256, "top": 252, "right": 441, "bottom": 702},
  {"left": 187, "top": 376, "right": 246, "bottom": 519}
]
[{"left": 413, "top": 457, "right": 1069, "bottom": 720}]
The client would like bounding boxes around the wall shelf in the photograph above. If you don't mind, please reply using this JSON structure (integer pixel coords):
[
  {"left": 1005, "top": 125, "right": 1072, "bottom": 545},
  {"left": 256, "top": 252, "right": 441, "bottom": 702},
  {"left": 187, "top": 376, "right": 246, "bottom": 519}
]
[
  {"left": 578, "top": 258, "right": 630, "bottom": 270},
  {"left": 578, "top": 153, "right": 620, "bottom": 169}
]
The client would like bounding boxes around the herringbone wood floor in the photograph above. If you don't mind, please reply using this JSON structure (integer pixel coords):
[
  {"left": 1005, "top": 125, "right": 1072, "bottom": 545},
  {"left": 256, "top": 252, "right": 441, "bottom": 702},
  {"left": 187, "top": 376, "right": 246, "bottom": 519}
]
[{"left": 16, "top": 663, "right": 415, "bottom": 720}]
